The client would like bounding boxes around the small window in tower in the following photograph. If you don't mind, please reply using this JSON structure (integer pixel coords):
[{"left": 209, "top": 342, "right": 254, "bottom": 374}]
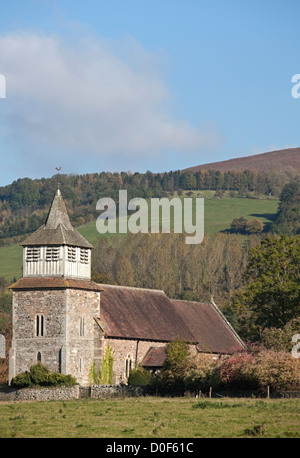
[
  {"left": 36, "top": 315, "right": 44, "bottom": 337},
  {"left": 37, "top": 352, "right": 42, "bottom": 363},
  {"left": 80, "top": 248, "right": 89, "bottom": 264},
  {"left": 79, "top": 317, "right": 85, "bottom": 336},
  {"left": 67, "top": 247, "right": 76, "bottom": 262},
  {"left": 26, "top": 247, "right": 40, "bottom": 262},
  {"left": 46, "top": 247, "right": 60, "bottom": 262}
]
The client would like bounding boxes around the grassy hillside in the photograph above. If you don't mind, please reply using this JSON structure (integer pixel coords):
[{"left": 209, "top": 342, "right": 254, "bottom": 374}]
[{"left": 0, "top": 194, "right": 279, "bottom": 283}]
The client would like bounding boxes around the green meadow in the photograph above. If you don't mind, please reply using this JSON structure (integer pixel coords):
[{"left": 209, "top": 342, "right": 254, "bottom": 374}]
[
  {"left": 0, "top": 397, "right": 299, "bottom": 438},
  {"left": 0, "top": 195, "right": 279, "bottom": 282}
]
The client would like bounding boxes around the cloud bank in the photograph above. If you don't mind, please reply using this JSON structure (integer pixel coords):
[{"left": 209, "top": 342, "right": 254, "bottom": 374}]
[{"left": 0, "top": 32, "right": 221, "bottom": 179}]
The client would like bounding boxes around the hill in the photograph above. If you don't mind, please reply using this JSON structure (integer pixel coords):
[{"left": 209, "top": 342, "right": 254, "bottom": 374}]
[
  {"left": 182, "top": 147, "right": 300, "bottom": 173},
  {"left": 0, "top": 192, "right": 279, "bottom": 282}
]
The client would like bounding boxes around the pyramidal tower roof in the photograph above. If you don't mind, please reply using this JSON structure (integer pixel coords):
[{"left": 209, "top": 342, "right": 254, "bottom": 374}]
[{"left": 21, "top": 187, "right": 93, "bottom": 248}]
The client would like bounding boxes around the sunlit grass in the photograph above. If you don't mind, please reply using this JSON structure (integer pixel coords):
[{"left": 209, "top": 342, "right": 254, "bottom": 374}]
[{"left": 0, "top": 397, "right": 299, "bottom": 438}]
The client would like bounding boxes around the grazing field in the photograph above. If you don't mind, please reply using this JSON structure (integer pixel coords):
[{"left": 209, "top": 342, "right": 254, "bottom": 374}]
[{"left": 0, "top": 397, "right": 299, "bottom": 438}]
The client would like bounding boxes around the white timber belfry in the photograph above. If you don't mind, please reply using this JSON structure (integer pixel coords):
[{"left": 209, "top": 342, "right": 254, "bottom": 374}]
[{"left": 21, "top": 187, "right": 92, "bottom": 280}]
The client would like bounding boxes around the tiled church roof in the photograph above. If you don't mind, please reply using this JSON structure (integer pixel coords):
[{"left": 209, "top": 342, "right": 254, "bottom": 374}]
[
  {"left": 20, "top": 188, "right": 93, "bottom": 249},
  {"left": 170, "top": 299, "right": 244, "bottom": 353},
  {"left": 99, "top": 284, "right": 196, "bottom": 343},
  {"left": 99, "top": 284, "right": 244, "bottom": 353},
  {"left": 141, "top": 347, "right": 166, "bottom": 368}
]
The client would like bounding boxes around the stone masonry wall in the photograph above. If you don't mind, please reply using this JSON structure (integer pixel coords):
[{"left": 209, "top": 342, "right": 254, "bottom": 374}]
[
  {"left": 9, "top": 288, "right": 101, "bottom": 386},
  {"left": 10, "top": 289, "right": 66, "bottom": 380},
  {"left": 106, "top": 338, "right": 166, "bottom": 384},
  {"left": 65, "top": 289, "right": 101, "bottom": 386}
]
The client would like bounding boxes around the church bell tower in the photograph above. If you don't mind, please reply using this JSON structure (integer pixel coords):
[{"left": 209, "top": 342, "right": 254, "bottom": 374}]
[{"left": 9, "top": 187, "right": 103, "bottom": 386}]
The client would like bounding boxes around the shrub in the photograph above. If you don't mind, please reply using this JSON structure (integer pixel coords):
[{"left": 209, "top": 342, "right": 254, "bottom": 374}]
[
  {"left": 151, "top": 339, "right": 196, "bottom": 395},
  {"left": 151, "top": 369, "right": 186, "bottom": 396},
  {"left": 230, "top": 216, "right": 263, "bottom": 234},
  {"left": 10, "top": 371, "right": 32, "bottom": 388},
  {"left": 253, "top": 350, "right": 300, "bottom": 392},
  {"left": 219, "top": 352, "right": 258, "bottom": 390},
  {"left": 185, "top": 355, "right": 221, "bottom": 392},
  {"left": 218, "top": 347, "right": 300, "bottom": 393},
  {"left": 127, "top": 367, "right": 152, "bottom": 386},
  {"left": 101, "top": 343, "right": 114, "bottom": 385},
  {"left": 11, "top": 364, "right": 77, "bottom": 388},
  {"left": 29, "top": 363, "right": 50, "bottom": 385},
  {"left": 47, "top": 372, "right": 77, "bottom": 386}
]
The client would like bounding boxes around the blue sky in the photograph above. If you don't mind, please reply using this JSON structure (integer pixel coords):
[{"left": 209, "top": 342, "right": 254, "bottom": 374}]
[{"left": 0, "top": 0, "right": 300, "bottom": 185}]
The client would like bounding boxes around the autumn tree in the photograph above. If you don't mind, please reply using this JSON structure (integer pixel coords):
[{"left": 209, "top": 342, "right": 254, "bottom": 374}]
[
  {"left": 232, "top": 235, "right": 300, "bottom": 339},
  {"left": 152, "top": 339, "right": 195, "bottom": 395}
]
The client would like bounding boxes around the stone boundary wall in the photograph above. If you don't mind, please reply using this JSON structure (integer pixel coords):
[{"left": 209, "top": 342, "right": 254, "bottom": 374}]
[
  {"left": 0, "top": 385, "right": 80, "bottom": 402},
  {"left": 1, "top": 385, "right": 299, "bottom": 402},
  {"left": 90, "top": 384, "right": 143, "bottom": 398},
  {"left": 0, "top": 384, "right": 142, "bottom": 402}
]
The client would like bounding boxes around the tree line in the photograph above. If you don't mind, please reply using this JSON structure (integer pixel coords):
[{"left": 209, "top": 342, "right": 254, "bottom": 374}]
[
  {"left": 91, "top": 231, "right": 260, "bottom": 306},
  {"left": 0, "top": 166, "right": 299, "bottom": 241}
]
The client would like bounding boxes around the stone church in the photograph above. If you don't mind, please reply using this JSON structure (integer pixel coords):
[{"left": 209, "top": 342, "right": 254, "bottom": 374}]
[{"left": 9, "top": 188, "right": 244, "bottom": 386}]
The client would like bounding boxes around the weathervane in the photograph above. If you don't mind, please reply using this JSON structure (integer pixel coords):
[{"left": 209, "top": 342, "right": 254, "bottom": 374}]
[{"left": 55, "top": 167, "right": 61, "bottom": 190}]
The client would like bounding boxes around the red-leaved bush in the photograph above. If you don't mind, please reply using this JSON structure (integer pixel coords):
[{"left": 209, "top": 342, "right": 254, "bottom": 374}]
[
  {"left": 219, "top": 347, "right": 300, "bottom": 392},
  {"left": 253, "top": 350, "right": 300, "bottom": 391},
  {"left": 219, "top": 352, "right": 257, "bottom": 390}
]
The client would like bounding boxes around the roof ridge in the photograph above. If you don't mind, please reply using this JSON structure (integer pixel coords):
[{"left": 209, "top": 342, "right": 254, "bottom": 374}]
[
  {"left": 59, "top": 223, "right": 66, "bottom": 244},
  {"left": 170, "top": 298, "right": 210, "bottom": 306},
  {"left": 99, "top": 283, "right": 165, "bottom": 293}
]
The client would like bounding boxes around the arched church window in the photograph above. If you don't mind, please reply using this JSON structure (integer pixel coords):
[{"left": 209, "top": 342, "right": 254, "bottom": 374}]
[{"left": 125, "top": 355, "right": 132, "bottom": 379}]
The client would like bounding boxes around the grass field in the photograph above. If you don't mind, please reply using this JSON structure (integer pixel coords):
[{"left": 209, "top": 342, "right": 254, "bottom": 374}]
[
  {"left": 0, "top": 397, "right": 299, "bottom": 438},
  {"left": 0, "top": 195, "right": 279, "bottom": 282}
]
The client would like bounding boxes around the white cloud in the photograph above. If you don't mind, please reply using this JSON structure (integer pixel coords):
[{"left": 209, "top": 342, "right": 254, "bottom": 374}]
[{"left": 0, "top": 32, "right": 222, "bottom": 176}]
